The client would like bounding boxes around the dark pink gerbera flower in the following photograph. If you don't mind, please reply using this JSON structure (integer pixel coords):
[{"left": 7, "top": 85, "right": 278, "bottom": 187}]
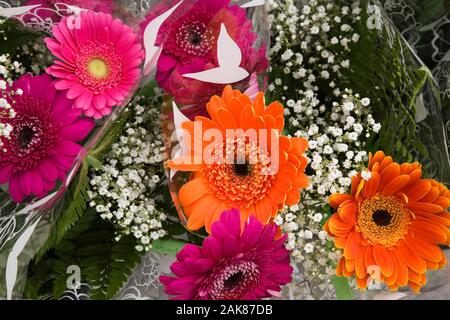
[
  {"left": 45, "top": 11, "right": 144, "bottom": 119},
  {"left": 160, "top": 209, "right": 293, "bottom": 300},
  {"left": 0, "top": 74, "right": 94, "bottom": 203},
  {"left": 141, "top": 0, "right": 268, "bottom": 117}
]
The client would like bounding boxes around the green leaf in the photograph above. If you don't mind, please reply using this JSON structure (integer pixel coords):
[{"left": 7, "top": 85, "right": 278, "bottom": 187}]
[
  {"left": 333, "top": 276, "right": 353, "bottom": 300},
  {"left": 152, "top": 239, "right": 186, "bottom": 256},
  {"left": 0, "top": 20, "right": 43, "bottom": 55},
  {"left": 85, "top": 155, "right": 103, "bottom": 170},
  {"left": 35, "top": 160, "right": 90, "bottom": 262}
]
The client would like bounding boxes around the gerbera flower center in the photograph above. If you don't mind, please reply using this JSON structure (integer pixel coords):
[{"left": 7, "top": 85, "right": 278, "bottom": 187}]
[
  {"left": 17, "top": 125, "right": 37, "bottom": 150},
  {"left": 1, "top": 94, "right": 58, "bottom": 172},
  {"left": 233, "top": 161, "right": 250, "bottom": 177},
  {"left": 199, "top": 259, "right": 260, "bottom": 300},
  {"left": 203, "top": 139, "right": 276, "bottom": 208},
  {"left": 176, "top": 21, "right": 214, "bottom": 56},
  {"left": 76, "top": 41, "right": 122, "bottom": 94},
  {"left": 87, "top": 58, "right": 109, "bottom": 79},
  {"left": 357, "top": 195, "right": 412, "bottom": 247},
  {"left": 372, "top": 209, "right": 392, "bottom": 227}
]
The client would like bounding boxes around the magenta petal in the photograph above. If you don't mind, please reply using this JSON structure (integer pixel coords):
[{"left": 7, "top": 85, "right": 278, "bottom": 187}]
[
  {"left": 20, "top": 171, "right": 32, "bottom": 196},
  {"left": 202, "top": 237, "right": 222, "bottom": 259},
  {"left": 60, "top": 119, "right": 94, "bottom": 142},
  {"left": 0, "top": 165, "right": 14, "bottom": 184},
  {"left": 176, "top": 244, "right": 202, "bottom": 261},
  {"left": 9, "top": 174, "right": 23, "bottom": 203},
  {"left": 52, "top": 141, "right": 82, "bottom": 156},
  {"left": 37, "top": 158, "right": 58, "bottom": 182}
]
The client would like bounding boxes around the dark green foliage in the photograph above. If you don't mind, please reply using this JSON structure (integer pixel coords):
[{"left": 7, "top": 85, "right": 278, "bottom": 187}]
[
  {"left": 25, "top": 209, "right": 142, "bottom": 300},
  {"left": 0, "top": 20, "right": 43, "bottom": 55}
]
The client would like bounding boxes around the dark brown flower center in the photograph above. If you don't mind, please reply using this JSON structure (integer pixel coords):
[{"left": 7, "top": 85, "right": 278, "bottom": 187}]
[
  {"left": 18, "top": 125, "right": 36, "bottom": 150},
  {"left": 223, "top": 271, "right": 245, "bottom": 290},
  {"left": 372, "top": 210, "right": 392, "bottom": 227},
  {"left": 233, "top": 162, "right": 250, "bottom": 177}
]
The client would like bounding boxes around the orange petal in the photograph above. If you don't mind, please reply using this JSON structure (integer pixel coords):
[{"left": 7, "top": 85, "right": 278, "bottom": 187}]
[
  {"left": 380, "top": 162, "right": 400, "bottom": 189},
  {"left": 344, "top": 231, "right": 363, "bottom": 260},
  {"left": 334, "top": 236, "right": 347, "bottom": 249},
  {"left": 329, "top": 194, "right": 354, "bottom": 209},
  {"left": 411, "top": 220, "right": 448, "bottom": 244},
  {"left": 364, "top": 245, "right": 376, "bottom": 270},
  {"left": 407, "top": 202, "right": 443, "bottom": 214},
  {"left": 373, "top": 245, "right": 394, "bottom": 277},
  {"left": 274, "top": 115, "right": 285, "bottom": 132},
  {"left": 205, "top": 202, "right": 230, "bottom": 233},
  {"left": 216, "top": 108, "right": 238, "bottom": 129},
  {"left": 368, "top": 151, "right": 385, "bottom": 169},
  {"left": 336, "top": 257, "right": 345, "bottom": 276},
  {"left": 408, "top": 281, "right": 422, "bottom": 293},
  {"left": 356, "top": 276, "right": 369, "bottom": 290},
  {"left": 404, "top": 180, "right": 432, "bottom": 202},
  {"left": 255, "top": 197, "right": 274, "bottom": 224},
  {"left": 385, "top": 253, "right": 398, "bottom": 286},
  {"left": 355, "top": 246, "right": 367, "bottom": 279},
  {"left": 253, "top": 92, "right": 265, "bottom": 115},
  {"left": 415, "top": 213, "right": 450, "bottom": 228},
  {"left": 285, "top": 189, "right": 301, "bottom": 206},
  {"left": 338, "top": 200, "right": 357, "bottom": 223},
  {"left": 179, "top": 178, "right": 210, "bottom": 208},
  {"left": 220, "top": 85, "right": 234, "bottom": 103},
  {"left": 433, "top": 196, "right": 450, "bottom": 210},
  {"left": 397, "top": 240, "right": 427, "bottom": 274},
  {"left": 409, "top": 168, "right": 422, "bottom": 183},
  {"left": 363, "top": 171, "right": 380, "bottom": 198},
  {"left": 186, "top": 194, "right": 218, "bottom": 230},
  {"left": 264, "top": 101, "right": 284, "bottom": 118},
  {"left": 292, "top": 173, "right": 309, "bottom": 189},
  {"left": 420, "top": 187, "right": 440, "bottom": 203},
  {"left": 227, "top": 98, "right": 245, "bottom": 124},
  {"left": 167, "top": 158, "right": 204, "bottom": 171},
  {"left": 392, "top": 250, "right": 408, "bottom": 287},
  {"left": 382, "top": 175, "right": 410, "bottom": 195},
  {"left": 290, "top": 137, "right": 308, "bottom": 155},
  {"left": 379, "top": 156, "right": 394, "bottom": 172},
  {"left": 351, "top": 174, "right": 362, "bottom": 196},
  {"left": 404, "top": 237, "right": 442, "bottom": 263},
  {"left": 204, "top": 197, "right": 224, "bottom": 233},
  {"left": 268, "top": 186, "right": 286, "bottom": 204},
  {"left": 328, "top": 214, "right": 353, "bottom": 237}
]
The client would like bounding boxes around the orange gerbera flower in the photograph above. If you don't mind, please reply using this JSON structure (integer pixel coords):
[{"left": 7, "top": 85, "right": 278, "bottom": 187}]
[
  {"left": 325, "top": 151, "right": 450, "bottom": 292},
  {"left": 168, "top": 86, "right": 309, "bottom": 232}
]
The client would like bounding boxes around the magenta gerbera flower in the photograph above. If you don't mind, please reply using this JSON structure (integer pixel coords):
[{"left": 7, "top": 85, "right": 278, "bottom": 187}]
[
  {"left": 45, "top": 11, "right": 144, "bottom": 119},
  {"left": 0, "top": 74, "right": 94, "bottom": 203},
  {"left": 160, "top": 209, "right": 293, "bottom": 300}
]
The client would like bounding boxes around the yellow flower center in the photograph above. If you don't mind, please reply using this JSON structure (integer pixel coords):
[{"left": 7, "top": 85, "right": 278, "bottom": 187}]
[
  {"left": 357, "top": 195, "right": 412, "bottom": 247},
  {"left": 87, "top": 58, "right": 109, "bottom": 79}
]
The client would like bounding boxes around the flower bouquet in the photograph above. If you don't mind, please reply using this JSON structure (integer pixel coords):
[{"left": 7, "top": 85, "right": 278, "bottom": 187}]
[{"left": 0, "top": 0, "right": 448, "bottom": 301}]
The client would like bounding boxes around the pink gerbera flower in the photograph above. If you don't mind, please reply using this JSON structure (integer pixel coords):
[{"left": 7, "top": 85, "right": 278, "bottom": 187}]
[
  {"left": 0, "top": 74, "right": 94, "bottom": 203},
  {"left": 45, "top": 11, "right": 144, "bottom": 119},
  {"left": 160, "top": 209, "right": 293, "bottom": 300}
]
